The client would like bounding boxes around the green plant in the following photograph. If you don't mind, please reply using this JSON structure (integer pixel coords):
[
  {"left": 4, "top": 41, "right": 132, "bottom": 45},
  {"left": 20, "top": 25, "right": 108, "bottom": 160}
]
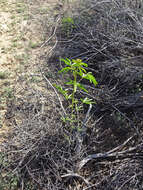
[
  {"left": 3, "top": 87, "right": 13, "bottom": 99},
  {"left": 0, "top": 72, "right": 7, "bottom": 79},
  {"left": 29, "top": 41, "right": 38, "bottom": 48},
  {"left": 55, "top": 58, "right": 98, "bottom": 114},
  {"left": 30, "top": 76, "right": 41, "bottom": 83},
  {"left": 62, "top": 17, "right": 74, "bottom": 25},
  {"left": 14, "top": 53, "right": 29, "bottom": 65},
  {"left": 0, "top": 173, "right": 19, "bottom": 190},
  {"left": 62, "top": 17, "right": 75, "bottom": 36},
  {"left": 16, "top": 6, "right": 26, "bottom": 13}
]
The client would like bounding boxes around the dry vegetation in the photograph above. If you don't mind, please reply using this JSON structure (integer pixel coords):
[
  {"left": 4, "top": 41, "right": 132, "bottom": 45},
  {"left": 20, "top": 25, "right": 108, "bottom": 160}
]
[{"left": 1, "top": 0, "right": 143, "bottom": 189}]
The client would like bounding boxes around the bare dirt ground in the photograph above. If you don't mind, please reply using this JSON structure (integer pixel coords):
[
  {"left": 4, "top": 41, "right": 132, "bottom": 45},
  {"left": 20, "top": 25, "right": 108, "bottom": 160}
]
[{"left": 0, "top": 0, "right": 60, "bottom": 142}]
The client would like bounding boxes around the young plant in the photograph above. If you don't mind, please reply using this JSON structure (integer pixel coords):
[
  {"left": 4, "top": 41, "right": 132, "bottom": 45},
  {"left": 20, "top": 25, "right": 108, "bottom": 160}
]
[
  {"left": 61, "top": 17, "right": 75, "bottom": 37},
  {"left": 55, "top": 58, "right": 98, "bottom": 114}
]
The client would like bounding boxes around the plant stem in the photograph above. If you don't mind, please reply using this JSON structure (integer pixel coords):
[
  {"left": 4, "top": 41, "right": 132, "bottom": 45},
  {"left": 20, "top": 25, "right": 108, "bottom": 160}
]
[{"left": 72, "top": 72, "right": 77, "bottom": 114}]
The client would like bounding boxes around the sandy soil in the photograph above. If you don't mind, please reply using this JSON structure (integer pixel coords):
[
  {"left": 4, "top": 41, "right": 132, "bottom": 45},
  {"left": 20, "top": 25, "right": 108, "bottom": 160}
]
[{"left": 0, "top": 0, "right": 60, "bottom": 142}]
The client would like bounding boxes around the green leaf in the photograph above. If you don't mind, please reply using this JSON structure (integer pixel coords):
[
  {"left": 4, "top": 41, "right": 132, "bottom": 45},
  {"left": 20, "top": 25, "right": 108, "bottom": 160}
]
[
  {"left": 59, "top": 67, "right": 71, "bottom": 73},
  {"left": 72, "top": 62, "right": 80, "bottom": 68},
  {"left": 60, "top": 58, "right": 71, "bottom": 66},
  {"left": 72, "top": 59, "right": 81, "bottom": 63},
  {"left": 53, "top": 84, "right": 69, "bottom": 99},
  {"left": 72, "top": 59, "right": 88, "bottom": 67},
  {"left": 81, "top": 97, "right": 96, "bottom": 104},
  {"left": 77, "top": 71, "right": 83, "bottom": 77},
  {"left": 67, "top": 94, "right": 72, "bottom": 99},
  {"left": 62, "top": 17, "right": 74, "bottom": 25},
  {"left": 83, "top": 73, "right": 98, "bottom": 86},
  {"left": 65, "top": 80, "right": 73, "bottom": 85},
  {"left": 79, "top": 70, "right": 83, "bottom": 77},
  {"left": 77, "top": 83, "right": 88, "bottom": 92},
  {"left": 80, "top": 67, "right": 87, "bottom": 73},
  {"left": 77, "top": 68, "right": 86, "bottom": 77},
  {"left": 80, "top": 62, "right": 88, "bottom": 67}
]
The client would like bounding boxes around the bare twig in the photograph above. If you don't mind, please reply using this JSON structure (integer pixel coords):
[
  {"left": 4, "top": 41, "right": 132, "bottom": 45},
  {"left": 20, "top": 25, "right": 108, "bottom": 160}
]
[
  {"left": 78, "top": 142, "right": 143, "bottom": 170},
  {"left": 40, "top": 16, "right": 61, "bottom": 48},
  {"left": 61, "top": 172, "right": 91, "bottom": 186},
  {"left": 42, "top": 73, "right": 66, "bottom": 117},
  {"left": 75, "top": 104, "right": 92, "bottom": 153}
]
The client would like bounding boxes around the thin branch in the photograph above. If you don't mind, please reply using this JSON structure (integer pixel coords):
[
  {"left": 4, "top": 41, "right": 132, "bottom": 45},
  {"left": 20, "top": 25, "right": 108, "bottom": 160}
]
[
  {"left": 42, "top": 74, "right": 66, "bottom": 117},
  {"left": 61, "top": 172, "right": 91, "bottom": 186},
  {"left": 40, "top": 16, "right": 61, "bottom": 48},
  {"left": 78, "top": 142, "right": 143, "bottom": 170}
]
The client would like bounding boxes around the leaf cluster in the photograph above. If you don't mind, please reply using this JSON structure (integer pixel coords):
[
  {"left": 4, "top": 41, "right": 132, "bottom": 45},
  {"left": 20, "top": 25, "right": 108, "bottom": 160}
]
[{"left": 55, "top": 58, "right": 98, "bottom": 111}]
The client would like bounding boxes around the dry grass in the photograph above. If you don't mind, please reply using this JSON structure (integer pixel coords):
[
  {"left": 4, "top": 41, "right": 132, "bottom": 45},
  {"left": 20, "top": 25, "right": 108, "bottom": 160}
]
[{"left": 1, "top": 0, "right": 143, "bottom": 190}]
